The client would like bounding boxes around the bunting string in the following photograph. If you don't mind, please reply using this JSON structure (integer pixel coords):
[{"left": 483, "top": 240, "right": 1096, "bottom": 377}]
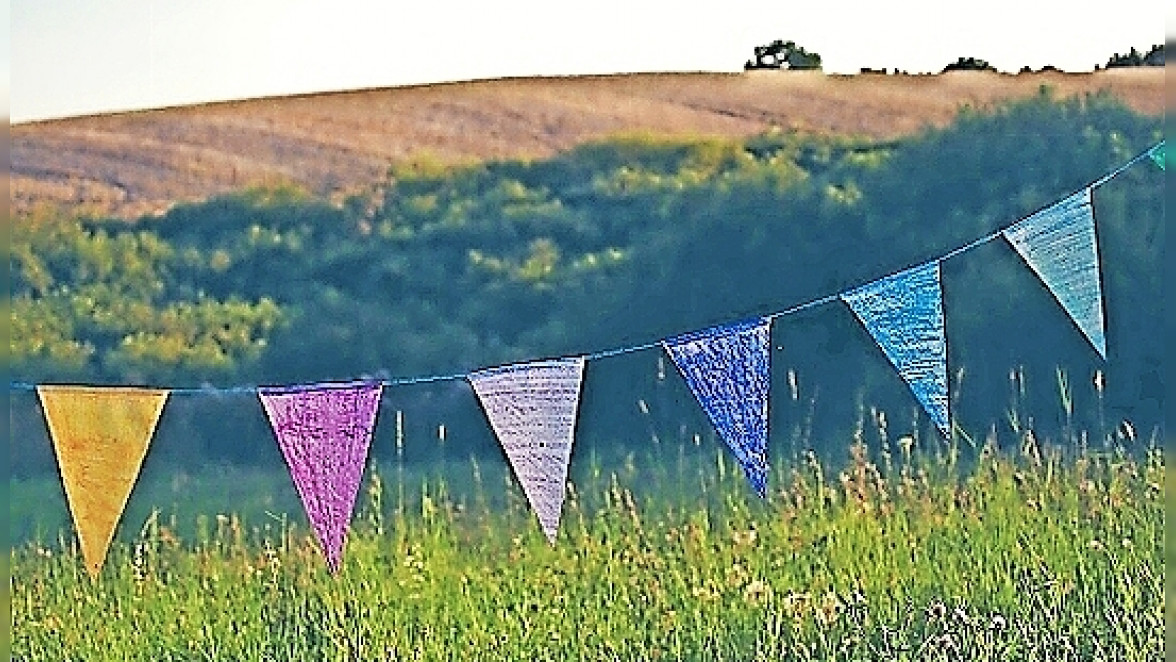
[
  {"left": 13, "top": 139, "right": 1164, "bottom": 568},
  {"left": 9, "top": 141, "right": 1161, "bottom": 396}
]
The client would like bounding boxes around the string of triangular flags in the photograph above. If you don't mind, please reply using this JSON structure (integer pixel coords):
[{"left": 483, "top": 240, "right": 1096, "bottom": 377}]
[{"left": 19, "top": 141, "right": 1163, "bottom": 576}]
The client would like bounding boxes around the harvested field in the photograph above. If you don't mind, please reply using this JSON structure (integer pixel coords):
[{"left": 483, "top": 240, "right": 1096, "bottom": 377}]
[{"left": 11, "top": 68, "right": 1163, "bottom": 218}]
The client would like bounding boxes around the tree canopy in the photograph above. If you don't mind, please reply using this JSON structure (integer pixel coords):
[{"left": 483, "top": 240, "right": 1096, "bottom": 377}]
[
  {"left": 744, "top": 40, "right": 822, "bottom": 70},
  {"left": 942, "top": 57, "right": 996, "bottom": 73},
  {"left": 1104, "top": 44, "right": 1164, "bottom": 68}
]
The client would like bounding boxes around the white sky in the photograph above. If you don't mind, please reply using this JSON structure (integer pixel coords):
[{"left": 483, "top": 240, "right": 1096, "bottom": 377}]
[{"left": 8, "top": 1, "right": 1168, "bottom": 123}]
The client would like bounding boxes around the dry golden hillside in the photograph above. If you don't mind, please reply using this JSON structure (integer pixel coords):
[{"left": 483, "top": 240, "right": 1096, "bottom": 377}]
[{"left": 11, "top": 69, "right": 1163, "bottom": 219}]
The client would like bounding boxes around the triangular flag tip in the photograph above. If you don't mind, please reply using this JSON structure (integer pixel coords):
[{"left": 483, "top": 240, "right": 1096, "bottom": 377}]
[
  {"left": 842, "top": 262, "right": 951, "bottom": 436},
  {"left": 37, "top": 386, "right": 169, "bottom": 578},
  {"left": 259, "top": 381, "right": 383, "bottom": 573},
  {"left": 1149, "top": 142, "right": 1165, "bottom": 170},
  {"left": 1003, "top": 189, "right": 1106, "bottom": 359},
  {"left": 663, "top": 318, "right": 772, "bottom": 497},
  {"left": 469, "top": 357, "right": 586, "bottom": 543}
]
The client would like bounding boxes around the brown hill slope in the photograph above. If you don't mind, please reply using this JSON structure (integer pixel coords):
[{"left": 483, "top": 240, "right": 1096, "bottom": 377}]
[{"left": 11, "top": 69, "right": 1163, "bottom": 219}]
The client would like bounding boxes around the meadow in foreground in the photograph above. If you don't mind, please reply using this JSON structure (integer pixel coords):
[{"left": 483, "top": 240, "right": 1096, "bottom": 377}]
[{"left": 11, "top": 421, "right": 1164, "bottom": 661}]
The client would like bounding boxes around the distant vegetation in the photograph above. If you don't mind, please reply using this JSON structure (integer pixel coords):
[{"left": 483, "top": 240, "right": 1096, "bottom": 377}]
[
  {"left": 742, "top": 42, "right": 1164, "bottom": 75},
  {"left": 942, "top": 57, "right": 997, "bottom": 73},
  {"left": 744, "top": 40, "right": 822, "bottom": 70},
  {"left": 941, "top": 46, "right": 1165, "bottom": 74},
  {"left": 1103, "top": 44, "right": 1164, "bottom": 68},
  {"left": 9, "top": 90, "right": 1163, "bottom": 474}
]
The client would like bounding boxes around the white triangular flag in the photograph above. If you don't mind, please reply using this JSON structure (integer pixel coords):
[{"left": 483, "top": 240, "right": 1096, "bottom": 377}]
[
  {"left": 1003, "top": 189, "right": 1106, "bottom": 358},
  {"left": 842, "top": 262, "right": 950, "bottom": 436},
  {"left": 468, "top": 357, "right": 586, "bottom": 543}
]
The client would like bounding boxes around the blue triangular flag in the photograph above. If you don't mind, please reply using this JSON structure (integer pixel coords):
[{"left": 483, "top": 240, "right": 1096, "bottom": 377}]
[
  {"left": 1148, "top": 142, "right": 1165, "bottom": 170},
  {"left": 663, "top": 318, "right": 772, "bottom": 497},
  {"left": 468, "top": 357, "right": 586, "bottom": 543},
  {"left": 1002, "top": 189, "right": 1106, "bottom": 359},
  {"left": 842, "top": 262, "right": 950, "bottom": 436}
]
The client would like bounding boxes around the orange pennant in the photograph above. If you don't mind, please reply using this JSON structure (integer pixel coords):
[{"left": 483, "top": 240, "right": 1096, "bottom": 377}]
[{"left": 37, "top": 386, "right": 169, "bottom": 578}]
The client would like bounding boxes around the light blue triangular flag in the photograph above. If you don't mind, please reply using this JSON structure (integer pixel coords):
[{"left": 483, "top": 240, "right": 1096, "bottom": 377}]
[
  {"left": 663, "top": 318, "right": 772, "bottom": 497},
  {"left": 1002, "top": 189, "right": 1106, "bottom": 359},
  {"left": 1148, "top": 142, "right": 1165, "bottom": 170},
  {"left": 842, "top": 262, "right": 950, "bottom": 436},
  {"left": 468, "top": 357, "right": 586, "bottom": 543}
]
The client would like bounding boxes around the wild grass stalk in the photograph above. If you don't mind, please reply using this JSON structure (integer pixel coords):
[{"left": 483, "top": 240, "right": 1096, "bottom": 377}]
[
  {"left": 10, "top": 413, "right": 1163, "bottom": 661},
  {"left": 9, "top": 368, "right": 1163, "bottom": 660}
]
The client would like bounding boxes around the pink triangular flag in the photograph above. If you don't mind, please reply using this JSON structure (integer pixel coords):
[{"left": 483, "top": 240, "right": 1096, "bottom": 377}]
[
  {"left": 468, "top": 357, "right": 586, "bottom": 543},
  {"left": 258, "top": 380, "right": 383, "bottom": 573}
]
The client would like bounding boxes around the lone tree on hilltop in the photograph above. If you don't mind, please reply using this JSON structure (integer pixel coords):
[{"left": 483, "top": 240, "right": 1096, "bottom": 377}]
[
  {"left": 942, "top": 56, "right": 997, "bottom": 73},
  {"left": 745, "top": 40, "right": 822, "bottom": 71}
]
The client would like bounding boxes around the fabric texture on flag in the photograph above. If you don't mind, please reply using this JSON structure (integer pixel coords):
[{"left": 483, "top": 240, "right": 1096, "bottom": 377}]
[
  {"left": 258, "top": 380, "right": 383, "bottom": 573},
  {"left": 36, "top": 385, "right": 169, "bottom": 578},
  {"left": 663, "top": 318, "right": 772, "bottom": 497},
  {"left": 468, "top": 357, "right": 586, "bottom": 543},
  {"left": 1003, "top": 189, "right": 1106, "bottom": 358},
  {"left": 842, "top": 262, "right": 950, "bottom": 436}
]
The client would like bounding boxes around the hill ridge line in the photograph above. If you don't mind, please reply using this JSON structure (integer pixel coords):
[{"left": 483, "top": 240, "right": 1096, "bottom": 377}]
[{"left": 11, "top": 69, "right": 1162, "bottom": 219}]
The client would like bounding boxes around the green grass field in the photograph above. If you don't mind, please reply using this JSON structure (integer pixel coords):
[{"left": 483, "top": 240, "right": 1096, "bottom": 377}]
[{"left": 10, "top": 426, "right": 1164, "bottom": 661}]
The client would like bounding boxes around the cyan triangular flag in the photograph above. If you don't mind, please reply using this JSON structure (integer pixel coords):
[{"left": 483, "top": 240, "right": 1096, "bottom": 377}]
[
  {"left": 663, "top": 318, "right": 772, "bottom": 497},
  {"left": 1148, "top": 142, "right": 1164, "bottom": 170},
  {"left": 842, "top": 262, "right": 950, "bottom": 436},
  {"left": 258, "top": 381, "right": 383, "bottom": 573},
  {"left": 1002, "top": 189, "right": 1106, "bottom": 358},
  {"left": 468, "top": 357, "right": 586, "bottom": 543}
]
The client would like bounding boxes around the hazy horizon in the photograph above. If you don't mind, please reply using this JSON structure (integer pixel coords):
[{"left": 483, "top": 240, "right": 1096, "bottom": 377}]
[{"left": 10, "top": 1, "right": 1166, "bottom": 123}]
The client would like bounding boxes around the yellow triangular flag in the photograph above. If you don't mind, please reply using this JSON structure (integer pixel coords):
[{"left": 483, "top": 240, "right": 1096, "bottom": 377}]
[{"left": 37, "top": 386, "right": 169, "bottom": 578}]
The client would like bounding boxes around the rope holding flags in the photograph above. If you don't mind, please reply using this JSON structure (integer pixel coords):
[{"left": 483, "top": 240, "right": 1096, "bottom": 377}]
[{"left": 17, "top": 141, "right": 1161, "bottom": 574}]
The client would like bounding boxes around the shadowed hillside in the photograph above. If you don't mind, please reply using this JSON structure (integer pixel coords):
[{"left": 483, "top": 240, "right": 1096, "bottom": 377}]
[
  {"left": 10, "top": 69, "right": 1162, "bottom": 218},
  {"left": 11, "top": 89, "right": 1163, "bottom": 474}
]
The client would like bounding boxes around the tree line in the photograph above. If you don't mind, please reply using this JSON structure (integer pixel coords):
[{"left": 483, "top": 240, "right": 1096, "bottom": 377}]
[{"left": 744, "top": 40, "right": 1164, "bottom": 73}]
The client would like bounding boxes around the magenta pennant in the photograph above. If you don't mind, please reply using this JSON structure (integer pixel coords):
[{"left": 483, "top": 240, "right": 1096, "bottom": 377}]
[
  {"left": 258, "top": 380, "right": 383, "bottom": 573},
  {"left": 468, "top": 357, "right": 586, "bottom": 543}
]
